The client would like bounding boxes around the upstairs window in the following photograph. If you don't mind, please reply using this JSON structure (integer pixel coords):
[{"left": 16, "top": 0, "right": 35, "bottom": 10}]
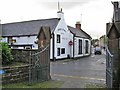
[{"left": 57, "top": 34, "right": 60, "bottom": 43}]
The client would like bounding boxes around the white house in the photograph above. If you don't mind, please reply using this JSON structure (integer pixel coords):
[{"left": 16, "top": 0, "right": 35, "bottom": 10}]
[{"left": 2, "top": 9, "right": 92, "bottom": 60}]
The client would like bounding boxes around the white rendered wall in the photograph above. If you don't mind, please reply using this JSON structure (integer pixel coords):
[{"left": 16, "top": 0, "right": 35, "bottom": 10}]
[
  {"left": 74, "top": 37, "right": 84, "bottom": 58},
  {"left": 83, "top": 39, "right": 91, "bottom": 56},
  {"left": 54, "top": 16, "right": 73, "bottom": 59}
]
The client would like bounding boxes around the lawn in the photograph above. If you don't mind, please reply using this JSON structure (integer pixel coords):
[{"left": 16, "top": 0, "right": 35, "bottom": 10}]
[{"left": 2, "top": 80, "right": 64, "bottom": 88}]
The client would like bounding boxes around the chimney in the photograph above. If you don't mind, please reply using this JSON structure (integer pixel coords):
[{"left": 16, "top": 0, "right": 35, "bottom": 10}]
[
  {"left": 57, "top": 8, "right": 64, "bottom": 20},
  {"left": 112, "top": 1, "right": 120, "bottom": 22},
  {"left": 112, "top": 1, "right": 119, "bottom": 10},
  {"left": 75, "top": 21, "right": 81, "bottom": 29}
]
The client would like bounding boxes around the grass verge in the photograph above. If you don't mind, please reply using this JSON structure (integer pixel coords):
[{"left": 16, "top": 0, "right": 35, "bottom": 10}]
[
  {"left": 85, "top": 83, "right": 106, "bottom": 89},
  {"left": 2, "top": 80, "right": 64, "bottom": 88}
]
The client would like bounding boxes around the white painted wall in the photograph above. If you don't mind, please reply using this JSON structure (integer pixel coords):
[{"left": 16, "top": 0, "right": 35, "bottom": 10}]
[
  {"left": 2, "top": 36, "right": 38, "bottom": 49},
  {"left": 74, "top": 37, "right": 91, "bottom": 58},
  {"left": 13, "top": 36, "right": 38, "bottom": 49},
  {"left": 50, "top": 37, "right": 53, "bottom": 59},
  {"left": 83, "top": 39, "right": 91, "bottom": 56},
  {"left": 2, "top": 37, "right": 7, "bottom": 42},
  {"left": 53, "top": 13, "right": 73, "bottom": 59},
  {"left": 74, "top": 37, "right": 84, "bottom": 58}
]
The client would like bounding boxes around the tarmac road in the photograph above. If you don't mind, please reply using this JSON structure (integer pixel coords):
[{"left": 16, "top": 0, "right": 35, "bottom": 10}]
[{"left": 50, "top": 53, "right": 106, "bottom": 88}]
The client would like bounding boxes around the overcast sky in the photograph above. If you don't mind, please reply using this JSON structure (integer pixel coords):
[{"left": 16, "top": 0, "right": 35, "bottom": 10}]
[{"left": 0, "top": 0, "right": 116, "bottom": 39}]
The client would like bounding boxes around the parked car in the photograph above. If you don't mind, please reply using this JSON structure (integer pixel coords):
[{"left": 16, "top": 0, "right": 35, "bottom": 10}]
[{"left": 94, "top": 46, "right": 102, "bottom": 55}]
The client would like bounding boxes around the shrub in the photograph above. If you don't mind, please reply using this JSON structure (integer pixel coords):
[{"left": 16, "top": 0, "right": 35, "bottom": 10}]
[{"left": 1, "top": 42, "right": 13, "bottom": 65}]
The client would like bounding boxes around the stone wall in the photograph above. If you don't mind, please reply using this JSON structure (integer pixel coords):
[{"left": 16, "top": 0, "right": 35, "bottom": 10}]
[
  {"left": 2, "top": 65, "right": 31, "bottom": 84},
  {"left": 11, "top": 49, "right": 37, "bottom": 63}
]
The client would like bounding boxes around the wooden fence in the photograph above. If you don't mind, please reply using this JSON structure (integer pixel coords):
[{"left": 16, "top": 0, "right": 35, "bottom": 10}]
[{"left": 2, "top": 65, "right": 31, "bottom": 84}]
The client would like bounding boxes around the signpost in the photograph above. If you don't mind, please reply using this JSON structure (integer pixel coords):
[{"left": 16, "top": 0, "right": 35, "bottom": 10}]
[{"left": 69, "top": 40, "right": 73, "bottom": 58}]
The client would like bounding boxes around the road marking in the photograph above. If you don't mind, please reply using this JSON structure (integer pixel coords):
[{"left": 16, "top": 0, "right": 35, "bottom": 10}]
[
  {"left": 51, "top": 74, "right": 105, "bottom": 81},
  {"left": 97, "top": 58, "right": 105, "bottom": 62},
  {"left": 62, "top": 63, "right": 67, "bottom": 64}
]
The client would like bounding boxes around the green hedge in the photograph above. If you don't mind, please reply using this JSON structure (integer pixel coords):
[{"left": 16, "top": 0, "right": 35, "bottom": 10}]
[{"left": 1, "top": 42, "right": 13, "bottom": 65}]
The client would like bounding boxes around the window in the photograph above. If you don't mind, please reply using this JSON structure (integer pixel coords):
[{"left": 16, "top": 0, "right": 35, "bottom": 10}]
[
  {"left": 78, "top": 39, "right": 82, "bottom": 54},
  {"left": 85, "top": 40, "right": 89, "bottom": 54},
  {"left": 57, "top": 34, "right": 60, "bottom": 43},
  {"left": 61, "top": 48, "right": 65, "bottom": 54},
  {"left": 12, "top": 46, "right": 18, "bottom": 49},
  {"left": 8, "top": 37, "right": 12, "bottom": 44},
  {"left": 57, "top": 48, "right": 60, "bottom": 56},
  {"left": 25, "top": 46, "right": 32, "bottom": 49}
]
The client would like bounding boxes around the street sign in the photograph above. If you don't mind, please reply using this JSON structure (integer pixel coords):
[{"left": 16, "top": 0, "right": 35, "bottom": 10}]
[{"left": 69, "top": 40, "right": 73, "bottom": 45}]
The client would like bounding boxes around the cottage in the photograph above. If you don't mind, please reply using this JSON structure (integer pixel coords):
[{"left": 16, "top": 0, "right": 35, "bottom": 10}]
[{"left": 2, "top": 9, "right": 91, "bottom": 60}]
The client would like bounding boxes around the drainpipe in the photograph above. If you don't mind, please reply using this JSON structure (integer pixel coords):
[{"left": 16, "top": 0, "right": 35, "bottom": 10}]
[{"left": 73, "top": 34, "right": 75, "bottom": 59}]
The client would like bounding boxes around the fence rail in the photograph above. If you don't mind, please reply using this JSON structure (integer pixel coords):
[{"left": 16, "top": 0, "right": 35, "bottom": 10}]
[
  {"left": 106, "top": 47, "right": 113, "bottom": 88},
  {"left": 2, "top": 65, "right": 30, "bottom": 84}
]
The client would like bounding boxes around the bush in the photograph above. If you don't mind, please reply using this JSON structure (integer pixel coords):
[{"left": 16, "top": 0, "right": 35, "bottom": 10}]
[{"left": 1, "top": 42, "right": 13, "bottom": 65}]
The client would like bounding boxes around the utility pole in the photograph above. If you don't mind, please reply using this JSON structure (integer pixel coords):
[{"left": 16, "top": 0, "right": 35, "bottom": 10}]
[
  {"left": 58, "top": 1, "right": 60, "bottom": 11},
  {"left": 80, "top": 14, "right": 82, "bottom": 24}
]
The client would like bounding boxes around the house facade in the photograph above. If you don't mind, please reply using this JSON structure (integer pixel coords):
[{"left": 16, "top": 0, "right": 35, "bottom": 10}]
[{"left": 2, "top": 10, "right": 91, "bottom": 60}]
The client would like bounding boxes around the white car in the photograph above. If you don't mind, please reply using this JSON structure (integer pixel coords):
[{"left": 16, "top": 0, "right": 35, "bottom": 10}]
[{"left": 94, "top": 46, "right": 102, "bottom": 55}]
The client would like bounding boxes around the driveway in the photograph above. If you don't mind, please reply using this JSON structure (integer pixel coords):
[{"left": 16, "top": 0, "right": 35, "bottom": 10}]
[{"left": 50, "top": 54, "right": 106, "bottom": 88}]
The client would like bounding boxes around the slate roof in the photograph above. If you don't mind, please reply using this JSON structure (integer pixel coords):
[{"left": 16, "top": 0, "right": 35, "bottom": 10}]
[
  {"left": 2, "top": 18, "right": 59, "bottom": 37},
  {"left": 2, "top": 18, "right": 91, "bottom": 39},
  {"left": 68, "top": 26, "right": 92, "bottom": 39}
]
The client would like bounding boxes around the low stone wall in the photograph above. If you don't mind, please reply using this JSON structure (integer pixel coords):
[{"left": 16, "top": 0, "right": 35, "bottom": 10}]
[
  {"left": 11, "top": 49, "right": 37, "bottom": 63},
  {"left": 2, "top": 65, "right": 31, "bottom": 84}
]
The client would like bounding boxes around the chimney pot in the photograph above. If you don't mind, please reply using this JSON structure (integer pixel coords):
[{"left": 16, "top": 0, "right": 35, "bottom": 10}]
[{"left": 75, "top": 21, "right": 81, "bottom": 29}]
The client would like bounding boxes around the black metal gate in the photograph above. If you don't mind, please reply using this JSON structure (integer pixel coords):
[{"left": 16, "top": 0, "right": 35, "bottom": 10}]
[
  {"left": 29, "top": 45, "right": 50, "bottom": 84},
  {"left": 106, "top": 47, "right": 114, "bottom": 88}
]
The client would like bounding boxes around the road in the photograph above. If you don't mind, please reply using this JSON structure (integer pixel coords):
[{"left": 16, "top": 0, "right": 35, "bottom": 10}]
[{"left": 50, "top": 53, "right": 106, "bottom": 88}]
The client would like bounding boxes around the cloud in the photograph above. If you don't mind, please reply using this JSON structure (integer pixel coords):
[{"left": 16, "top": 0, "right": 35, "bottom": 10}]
[{"left": 35, "top": 0, "right": 98, "bottom": 10}]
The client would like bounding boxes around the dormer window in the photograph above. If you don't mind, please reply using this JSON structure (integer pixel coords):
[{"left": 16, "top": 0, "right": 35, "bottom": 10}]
[{"left": 57, "top": 34, "right": 60, "bottom": 43}]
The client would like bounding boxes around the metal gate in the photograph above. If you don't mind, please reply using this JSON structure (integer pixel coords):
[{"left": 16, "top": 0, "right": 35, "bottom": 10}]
[
  {"left": 29, "top": 45, "right": 50, "bottom": 84},
  {"left": 106, "top": 47, "right": 114, "bottom": 88}
]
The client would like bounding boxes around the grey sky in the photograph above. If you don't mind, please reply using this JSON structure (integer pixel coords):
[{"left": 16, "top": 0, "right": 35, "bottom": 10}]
[
  {"left": 37, "top": 0, "right": 97, "bottom": 9},
  {"left": 0, "top": 0, "right": 115, "bottom": 39}
]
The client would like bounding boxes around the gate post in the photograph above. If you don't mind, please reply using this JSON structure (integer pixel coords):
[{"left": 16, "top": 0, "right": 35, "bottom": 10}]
[
  {"left": 28, "top": 26, "right": 51, "bottom": 83},
  {"left": 28, "top": 51, "right": 32, "bottom": 85},
  {"left": 106, "top": 20, "right": 120, "bottom": 89}
]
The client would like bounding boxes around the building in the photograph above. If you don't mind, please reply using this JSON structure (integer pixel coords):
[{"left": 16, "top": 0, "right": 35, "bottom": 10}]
[
  {"left": 106, "top": 1, "right": 120, "bottom": 88},
  {"left": 2, "top": 9, "right": 92, "bottom": 60},
  {"left": 99, "top": 35, "right": 107, "bottom": 49}
]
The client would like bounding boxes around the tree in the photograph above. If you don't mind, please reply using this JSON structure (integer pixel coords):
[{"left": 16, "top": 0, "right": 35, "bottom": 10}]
[
  {"left": 91, "top": 39, "right": 99, "bottom": 46},
  {"left": 1, "top": 42, "right": 13, "bottom": 65}
]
